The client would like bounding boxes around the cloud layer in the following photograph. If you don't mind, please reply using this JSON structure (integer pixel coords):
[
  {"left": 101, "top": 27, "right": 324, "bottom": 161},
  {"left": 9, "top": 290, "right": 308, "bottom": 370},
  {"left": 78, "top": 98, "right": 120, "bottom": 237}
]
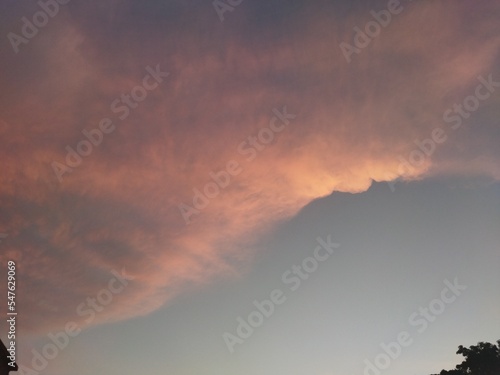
[{"left": 0, "top": 0, "right": 499, "bottom": 334}]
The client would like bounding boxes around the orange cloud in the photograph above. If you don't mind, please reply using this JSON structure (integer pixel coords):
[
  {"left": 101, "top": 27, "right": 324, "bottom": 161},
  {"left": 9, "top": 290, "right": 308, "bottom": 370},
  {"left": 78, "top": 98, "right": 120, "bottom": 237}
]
[{"left": 0, "top": 0, "right": 499, "bottom": 336}]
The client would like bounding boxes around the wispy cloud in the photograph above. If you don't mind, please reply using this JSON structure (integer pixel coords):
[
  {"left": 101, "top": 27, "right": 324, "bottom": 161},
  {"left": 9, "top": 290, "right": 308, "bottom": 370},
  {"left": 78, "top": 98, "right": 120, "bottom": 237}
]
[{"left": 0, "top": 0, "right": 499, "bottom": 334}]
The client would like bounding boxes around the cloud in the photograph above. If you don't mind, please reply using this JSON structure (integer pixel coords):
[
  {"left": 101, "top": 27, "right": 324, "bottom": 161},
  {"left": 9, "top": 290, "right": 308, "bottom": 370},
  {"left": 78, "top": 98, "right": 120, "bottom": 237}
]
[{"left": 0, "top": 0, "right": 499, "bottom": 334}]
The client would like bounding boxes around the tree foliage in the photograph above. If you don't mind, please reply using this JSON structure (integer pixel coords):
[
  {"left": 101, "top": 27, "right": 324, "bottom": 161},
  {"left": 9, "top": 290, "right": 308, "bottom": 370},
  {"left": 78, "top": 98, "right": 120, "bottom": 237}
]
[{"left": 432, "top": 340, "right": 500, "bottom": 375}]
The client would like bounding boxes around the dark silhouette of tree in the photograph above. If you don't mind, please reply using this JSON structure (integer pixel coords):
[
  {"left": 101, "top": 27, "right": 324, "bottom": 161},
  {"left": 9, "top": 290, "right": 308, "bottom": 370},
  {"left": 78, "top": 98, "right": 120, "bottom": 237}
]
[
  {"left": 432, "top": 340, "right": 500, "bottom": 375},
  {"left": 1, "top": 339, "right": 18, "bottom": 375}
]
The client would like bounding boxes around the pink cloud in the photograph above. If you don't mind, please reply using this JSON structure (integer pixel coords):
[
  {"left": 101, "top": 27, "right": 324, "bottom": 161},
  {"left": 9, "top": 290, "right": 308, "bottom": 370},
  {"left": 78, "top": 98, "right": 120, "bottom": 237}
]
[{"left": 0, "top": 0, "right": 499, "bottom": 338}]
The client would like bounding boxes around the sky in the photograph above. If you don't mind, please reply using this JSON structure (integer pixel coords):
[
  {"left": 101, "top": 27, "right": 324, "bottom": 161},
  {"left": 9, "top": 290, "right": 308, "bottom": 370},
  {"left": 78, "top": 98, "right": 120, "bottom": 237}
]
[{"left": 0, "top": 0, "right": 499, "bottom": 374}]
